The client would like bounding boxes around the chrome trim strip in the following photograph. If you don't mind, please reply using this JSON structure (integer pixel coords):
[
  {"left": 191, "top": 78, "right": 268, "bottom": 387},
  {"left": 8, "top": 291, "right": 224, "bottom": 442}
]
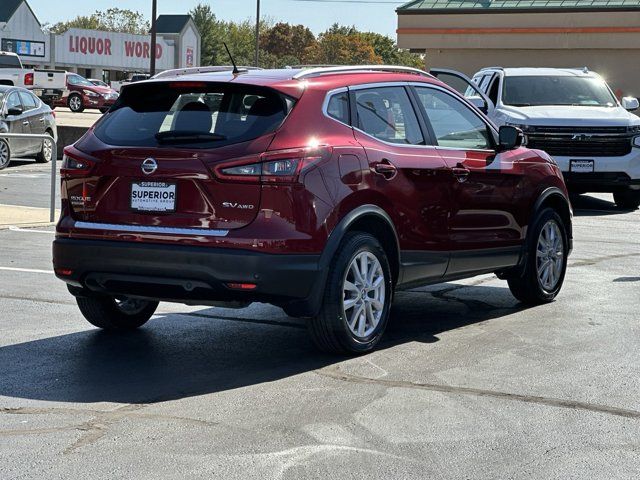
[{"left": 74, "top": 221, "right": 229, "bottom": 237}]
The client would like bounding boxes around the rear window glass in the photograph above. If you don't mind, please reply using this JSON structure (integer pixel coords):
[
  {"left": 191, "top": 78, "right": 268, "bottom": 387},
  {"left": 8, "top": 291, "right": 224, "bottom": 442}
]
[
  {"left": 94, "top": 83, "right": 293, "bottom": 148},
  {"left": 0, "top": 55, "right": 21, "bottom": 68}
]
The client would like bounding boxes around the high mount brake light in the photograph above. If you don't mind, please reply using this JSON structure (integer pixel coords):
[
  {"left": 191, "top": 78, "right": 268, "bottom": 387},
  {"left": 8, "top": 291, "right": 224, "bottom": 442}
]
[
  {"left": 215, "top": 146, "right": 332, "bottom": 184},
  {"left": 61, "top": 149, "right": 95, "bottom": 176},
  {"left": 168, "top": 81, "right": 207, "bottom": 89}
]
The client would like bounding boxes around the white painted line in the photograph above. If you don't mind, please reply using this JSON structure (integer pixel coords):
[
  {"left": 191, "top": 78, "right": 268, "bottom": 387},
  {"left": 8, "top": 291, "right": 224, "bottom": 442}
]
[
  {"left": 0, "top": 266, "right": 54, "bottom": 274},
  {"left": 8, "top": 226, "right": 55, "bottom": 234}
]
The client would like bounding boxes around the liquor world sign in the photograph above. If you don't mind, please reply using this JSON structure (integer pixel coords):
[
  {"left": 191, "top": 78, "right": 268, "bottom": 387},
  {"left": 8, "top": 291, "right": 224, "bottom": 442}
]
[{"left": 55, "top": 29, "right": 174, "bottom": 70}]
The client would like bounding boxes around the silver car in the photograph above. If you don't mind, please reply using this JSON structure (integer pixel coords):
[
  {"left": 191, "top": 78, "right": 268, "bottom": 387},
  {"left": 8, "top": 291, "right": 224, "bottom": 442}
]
[{"left": 0, "top": 85, "right": 57, "bottom": 170}]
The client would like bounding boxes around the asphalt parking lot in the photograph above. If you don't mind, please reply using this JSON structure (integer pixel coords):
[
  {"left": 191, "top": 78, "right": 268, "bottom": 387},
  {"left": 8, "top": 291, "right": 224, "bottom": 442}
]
[{"left": 1, "top": 161, "right": 639, "bottom": 479}]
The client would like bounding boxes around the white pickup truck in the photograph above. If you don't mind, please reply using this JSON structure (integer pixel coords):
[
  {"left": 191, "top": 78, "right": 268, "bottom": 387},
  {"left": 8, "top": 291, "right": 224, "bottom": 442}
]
[
  {"left": 431, "top": 67, "right": 640, "bottom": 210},
  {"left": 0, "top": 51, "right": 66, "bottom": 107}
]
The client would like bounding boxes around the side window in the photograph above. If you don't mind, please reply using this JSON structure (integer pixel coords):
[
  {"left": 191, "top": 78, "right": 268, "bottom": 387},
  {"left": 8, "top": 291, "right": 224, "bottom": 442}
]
[
  {"left": 415, "top": 87, "right": 493, "bottom": 150},
  {"left": 19, "top": 91, "right": 38, "bottom": 111},
  {"left": 478, "top": 74, "right": 494, "bottom": 93},
  {"left": 465, "top": 75, "right": 485, "bottom": 97},
  {"left": 487, "top": 76, "right": 500, "bottom": 106},
  {"left": 6, "top": 92, "right": 22, "bottom": 113},
  {"left": 354, "top": 86, "right": 423, "bottom": 145},
  {"left": 326, "top": 91, "right": 349, "bottom": 124}
]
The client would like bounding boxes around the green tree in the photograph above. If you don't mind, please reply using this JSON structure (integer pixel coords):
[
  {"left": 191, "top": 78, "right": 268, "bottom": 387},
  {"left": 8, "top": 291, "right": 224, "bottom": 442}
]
[
  {"left": 190, "top": 4, "right": 218, "bottom": 65},
  {"left": 49, "top": 8, "right": 150, "bottom": 35},
  {"left": 260, "top": 22, "right": 317, "bottom": 65}
]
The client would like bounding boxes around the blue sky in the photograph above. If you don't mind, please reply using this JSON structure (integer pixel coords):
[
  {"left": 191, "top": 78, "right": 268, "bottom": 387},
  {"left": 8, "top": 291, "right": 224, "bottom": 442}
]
[{"left": 27, "top": 0, "right": 404, "bottom": 38}]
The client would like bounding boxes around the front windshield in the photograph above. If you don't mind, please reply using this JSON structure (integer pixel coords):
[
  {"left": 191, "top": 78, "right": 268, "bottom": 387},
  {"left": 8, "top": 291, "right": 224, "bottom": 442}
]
[
  {"left": 502, "top": 76, "right": 617, "bottom": 107},
  {"left": 68, "top": 75, "right": 95, "bottom": 87}
]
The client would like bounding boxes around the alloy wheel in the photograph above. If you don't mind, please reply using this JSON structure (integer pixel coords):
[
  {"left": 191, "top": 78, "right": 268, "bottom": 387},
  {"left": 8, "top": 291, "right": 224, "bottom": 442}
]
[
  {"left": 115, "top": 297, "right": 150, "bottom": 316},
  {"left": 342, "top": 251, "right": 386, "bottom": 339},
  {"left": 43, "top": 138, "right": 53, "bottom": 161},
  {"left": 0, "top": 141, "right": 9, "bottom": 168},
  {"left": 536, "top": 220, "right": 564, "bottom": 291},
  {"left": 69, "top": 96, "right": 82, "bottom": 111}
]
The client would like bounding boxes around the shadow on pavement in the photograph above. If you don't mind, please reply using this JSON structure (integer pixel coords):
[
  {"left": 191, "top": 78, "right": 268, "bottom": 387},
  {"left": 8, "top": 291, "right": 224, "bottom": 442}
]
[
  {"left": 0, "top": 284, "right": 529, "bottom": 404},
  {"left": 570, "top": 193, "right": 633, "bottom": 216}
]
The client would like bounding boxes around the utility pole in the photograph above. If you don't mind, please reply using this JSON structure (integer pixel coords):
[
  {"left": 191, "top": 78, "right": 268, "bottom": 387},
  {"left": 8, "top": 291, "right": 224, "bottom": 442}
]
[
  {"left": 150, "top": 0, "right": 157, "bottom": 75},
  {"left": 254, "top": 0, "right": 260, "bottom": 67}
]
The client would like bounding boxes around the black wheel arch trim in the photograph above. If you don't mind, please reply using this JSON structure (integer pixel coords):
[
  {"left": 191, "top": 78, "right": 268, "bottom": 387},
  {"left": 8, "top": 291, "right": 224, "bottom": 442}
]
[
  {"left": 287, "top": 205, "right": 400, "bottom": 318},
  {"left": 533, "top": 186, "right": 573, "bottom": 242}
]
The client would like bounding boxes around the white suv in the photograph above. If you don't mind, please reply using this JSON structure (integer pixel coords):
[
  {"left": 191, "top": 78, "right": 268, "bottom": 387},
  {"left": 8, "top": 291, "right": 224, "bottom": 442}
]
[{"left": 436, "top": 67, "right": 640, "bottom": 209}]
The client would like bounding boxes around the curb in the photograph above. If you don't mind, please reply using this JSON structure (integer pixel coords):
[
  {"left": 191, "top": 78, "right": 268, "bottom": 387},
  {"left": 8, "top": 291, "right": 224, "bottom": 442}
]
[{"left": 0, "top": 222, "right": 56, "bottom": 230}]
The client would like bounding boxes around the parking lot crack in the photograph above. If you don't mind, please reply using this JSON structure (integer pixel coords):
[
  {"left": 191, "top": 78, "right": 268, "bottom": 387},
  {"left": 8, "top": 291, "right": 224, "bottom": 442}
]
[{"left": 316, "top": 366, "right": 640, "bottom": 420}]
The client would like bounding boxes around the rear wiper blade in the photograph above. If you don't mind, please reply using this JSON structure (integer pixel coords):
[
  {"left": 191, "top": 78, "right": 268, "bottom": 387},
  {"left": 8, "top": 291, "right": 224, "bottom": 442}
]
[{"left": 155, "top": 131, "right": 227, "bottom": 143}]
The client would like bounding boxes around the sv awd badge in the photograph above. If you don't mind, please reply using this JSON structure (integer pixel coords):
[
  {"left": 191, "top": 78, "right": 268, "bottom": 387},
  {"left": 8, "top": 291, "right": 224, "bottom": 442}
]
[{"left": 222, "top": 202, "right": 255, "bottom": 210}]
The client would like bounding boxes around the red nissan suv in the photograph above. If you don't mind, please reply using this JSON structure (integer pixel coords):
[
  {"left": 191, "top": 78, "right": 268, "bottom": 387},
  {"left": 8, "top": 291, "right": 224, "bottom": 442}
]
[{"left": 53, "top": 66, "right": 573, "bottom": 354}]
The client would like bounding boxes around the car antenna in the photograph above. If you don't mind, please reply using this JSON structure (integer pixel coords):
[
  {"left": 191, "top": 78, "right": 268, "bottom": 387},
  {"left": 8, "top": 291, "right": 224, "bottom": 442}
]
[{"left": 223, "top": 43, "right": 240, "bottom": 75}]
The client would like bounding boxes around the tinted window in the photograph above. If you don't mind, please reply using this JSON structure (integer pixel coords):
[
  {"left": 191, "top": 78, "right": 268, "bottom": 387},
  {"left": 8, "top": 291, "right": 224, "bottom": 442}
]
[
  {"left": 19, "top": 91, "right": 38, "bottom": 111},
  {"left": 6, "top": 92, "right": 22, "bottom": 112},
  {"left": 415, "top": 87, "right": 492, "bottom": 150},
  {"left": 327, "top": 91, "right": 349, "bottom": 124},
  {"left": 487, "top": 77, "right": 500, "bottom": 105},
  {"left": 0, "top": 55, "right": 21, "bottom": 68},
  {"left": 354, "top": 87, "right": 423, "bottom": 145},
  {"left": 94, "top": 83, "right": 292, "bottom": 148},
  {"left": 502, "top": 76, "right": 617, "bottom": 107}
]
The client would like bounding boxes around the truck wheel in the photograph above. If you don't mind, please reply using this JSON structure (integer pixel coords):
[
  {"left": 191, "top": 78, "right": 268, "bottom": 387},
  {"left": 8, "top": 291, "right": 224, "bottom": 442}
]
[
  {"left": 76, "top": 295, "right": 158, "bottom": 331},
  {"left": 35, "top": 133, "right": 54, "bottom": 163},
  {"left": 0, "top": 139, "right": 10, "bottom": 170},
  {"left": 68, "top": 94, "right": 84, "bottom": 113},
  {"left": 308, "top": 232, "right": 393, "bottom": 354},
  {"left": 508, "top": 208, "right": 568, "bottom": 305},
  {"left": 613, "top": 189, "right": 640, "bottom": 210}
]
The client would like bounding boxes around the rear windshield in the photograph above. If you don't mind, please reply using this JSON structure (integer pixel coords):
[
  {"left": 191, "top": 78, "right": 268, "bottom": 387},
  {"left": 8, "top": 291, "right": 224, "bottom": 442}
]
[
  {"left": 0, "top": 55, "right": 21, "bottom": 68},
  {"left": 94, "top": 82, "right": 293, "bottom": 148}
]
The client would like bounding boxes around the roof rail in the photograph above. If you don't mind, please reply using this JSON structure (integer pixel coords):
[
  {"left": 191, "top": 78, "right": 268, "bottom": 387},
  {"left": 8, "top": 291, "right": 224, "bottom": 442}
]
[
  {"left": 292, "top": 65, "right": 433, "bottom": 80},
  {"left": 153, "top": 65, "right": 262, "bottom": 79},
  {"left": 479, "top": 66, "right": 504, "bottom": 71}
]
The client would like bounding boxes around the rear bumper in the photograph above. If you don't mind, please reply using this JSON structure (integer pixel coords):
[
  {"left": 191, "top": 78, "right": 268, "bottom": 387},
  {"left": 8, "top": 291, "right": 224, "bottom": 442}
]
[{"left": 53, "top": 238, "right": 322, "bottom": 310}]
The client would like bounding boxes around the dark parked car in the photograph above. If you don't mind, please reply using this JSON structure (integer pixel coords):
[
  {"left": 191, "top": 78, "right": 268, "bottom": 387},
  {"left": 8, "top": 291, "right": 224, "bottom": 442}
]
[
  {"left": 53, "top": 66, "right": 573, "bottom": 353},
  {"left": 0, "top": 85, "right": 57, "bottom": 170},
  {"left": 55, "top": 73, "right": 119, "bottom": 113}
]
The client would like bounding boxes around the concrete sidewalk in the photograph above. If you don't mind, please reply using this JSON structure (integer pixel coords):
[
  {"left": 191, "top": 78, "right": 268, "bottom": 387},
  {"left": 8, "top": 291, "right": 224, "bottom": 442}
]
[{"left": 0, "top": 204, "right": 57, "bottom": 229}]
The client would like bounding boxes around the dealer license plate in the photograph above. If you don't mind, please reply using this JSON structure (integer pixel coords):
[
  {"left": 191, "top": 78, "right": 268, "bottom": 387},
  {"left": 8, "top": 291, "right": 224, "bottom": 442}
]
[
  {"left": 131, "top": 182, "right": 176, "bottom": 212},
  {"left": 570, "top": 159, "right": 594, "bottom": 173}
]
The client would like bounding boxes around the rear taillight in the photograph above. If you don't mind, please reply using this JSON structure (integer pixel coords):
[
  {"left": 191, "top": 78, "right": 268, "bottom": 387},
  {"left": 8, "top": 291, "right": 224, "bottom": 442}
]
[
  {"left": 24, "top": 73, "right": 34, "bottom": 86},
  {"left": 214, "top": 146, "right": 332, "bottom": 184},
  {"left": 61, "top": 148, "right": 95, "bottom": 177}
]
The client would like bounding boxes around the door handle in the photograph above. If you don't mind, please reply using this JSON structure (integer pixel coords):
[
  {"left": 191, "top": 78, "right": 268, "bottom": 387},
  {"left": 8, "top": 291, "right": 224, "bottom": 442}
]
[
  {"left": 22, "top": 121, "right": 30, "bottom": 126},
  {"left": 39, "top": 117, "right": 46, "bottom": 122},
  {"left": 452, "top": 165, "right": 470, "bottom": 183},
  {"left": 373, "top": 160, "right": 397, "bottom": 179}
]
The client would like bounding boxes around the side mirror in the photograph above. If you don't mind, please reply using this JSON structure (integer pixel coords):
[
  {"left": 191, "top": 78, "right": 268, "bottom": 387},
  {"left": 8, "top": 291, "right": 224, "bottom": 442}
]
[
  {"left": 7, "top": 107, "right": 23, "bottom": 116},
  {"left": 498, "top": 125, "right": 524, "bottom": 152},
  {"left": 467, "top": 96, "right": 488, "bottom": 114},
  {"left": 621, "top": 97, "right": 639, "bottom": 111}
]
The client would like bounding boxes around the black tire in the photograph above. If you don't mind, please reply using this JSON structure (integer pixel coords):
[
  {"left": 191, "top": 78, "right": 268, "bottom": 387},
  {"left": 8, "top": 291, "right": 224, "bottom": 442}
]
[
  {"left": 34, "top": 132, "right": 54, "bottom": 163},
  {"left": 508, "top": 208, "right": 568, "bottom": 305},
  {"left": 68, "top": 93, "right": 84, "bottom": 113},
  {"left": 76, "top": 295, "right": 158, "bottom": 331},
  {"left": 613, "top": 189, "right": 640, "bottom": 210},
  {"left": 0, "top": 139, "right": 10, "bottom": 170},
  {"left": 99, "top": 107, "right": 110, "bottom": 114},
  {"left": 308, "top": 232, "right": 393, "bottom": 354}
]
